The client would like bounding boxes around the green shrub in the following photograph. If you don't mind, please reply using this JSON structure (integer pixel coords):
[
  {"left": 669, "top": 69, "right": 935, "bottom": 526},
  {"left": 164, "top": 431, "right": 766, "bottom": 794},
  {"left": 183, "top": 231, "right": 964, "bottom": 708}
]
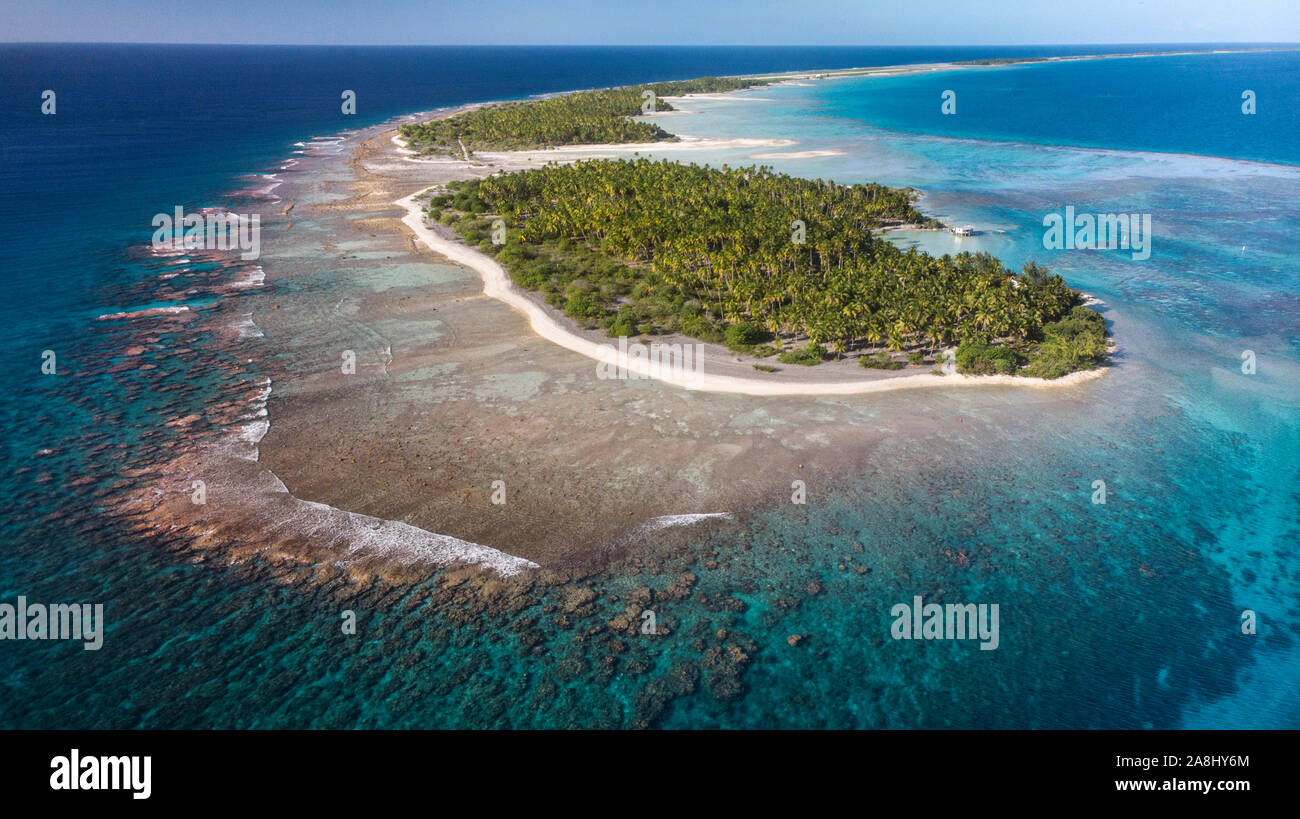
[
  {"left": 1022, "top": 354, "right": 1072, "bottom": 379},
  {"left": 607, "top": 315, "right": 638, "bottom": 337},
  {"left": 955, "top": 338, "right": 1022, "bottom": 375},
  {"left": 724, "top": 321, "right": 769, "bottom": 351},
  {"left": 860, "top": 351, "right": 904, "bottom": 370},
  {"left": 777, "top": 343, "right": 828, "bottom": 366},
  {"left": 1023, "top": 306, "right": 1107, "bottom": 377},
  {"left": 680, "top": 315, "right": 725, "bottom": 343},
  {"left": 564, "top": 293, "right": 605, "bottom": 321},
  {"left": 907, "top": 351, "right": 926, "bottom": 365},
  {"left": 1026, "top": 333, "right": 1106, "bottom": 377}
]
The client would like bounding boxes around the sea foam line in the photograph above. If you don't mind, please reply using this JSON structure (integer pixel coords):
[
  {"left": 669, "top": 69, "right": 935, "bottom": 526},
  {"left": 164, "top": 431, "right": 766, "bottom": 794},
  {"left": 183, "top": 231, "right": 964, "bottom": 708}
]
[
  {"left": 218, "top": 365, "right": 537, "bottom": 577},
  {"left": 640, "top": 512, "right": 734, "bottom": 533}
]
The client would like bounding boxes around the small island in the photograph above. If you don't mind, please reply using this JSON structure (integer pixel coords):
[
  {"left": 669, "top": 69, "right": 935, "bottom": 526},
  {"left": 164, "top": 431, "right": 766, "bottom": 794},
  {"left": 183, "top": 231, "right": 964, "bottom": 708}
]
[
  {"left": 398, "top": 77, "right": 771, "bottom": 156},
  {"left": 400, "top": 78, "right": 1108, "bottom": 380}
]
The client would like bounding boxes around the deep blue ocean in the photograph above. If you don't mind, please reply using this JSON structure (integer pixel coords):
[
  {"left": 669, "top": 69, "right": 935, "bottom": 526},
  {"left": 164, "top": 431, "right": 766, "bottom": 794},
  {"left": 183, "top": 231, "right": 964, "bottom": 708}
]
[
  {"left": 1, "top": 44, "right": 1297, "bottom": 728},
  {"left": 0, "top": 44, "right": 1215, "bottom": 347}
]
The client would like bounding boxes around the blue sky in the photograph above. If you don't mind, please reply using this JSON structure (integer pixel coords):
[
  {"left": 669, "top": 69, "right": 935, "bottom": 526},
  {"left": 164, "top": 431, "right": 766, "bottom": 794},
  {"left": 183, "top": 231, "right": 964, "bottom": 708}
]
[{"left": 3, "top": 0, "right": 1298, "bottom": 45}]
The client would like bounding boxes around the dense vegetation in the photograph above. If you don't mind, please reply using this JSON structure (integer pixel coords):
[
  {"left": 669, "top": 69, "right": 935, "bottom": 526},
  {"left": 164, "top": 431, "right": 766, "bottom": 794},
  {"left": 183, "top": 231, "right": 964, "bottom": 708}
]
[
  {"left": 425, "top": 158, "right": 1107, "bottom": 377},
  {"left": 399, "top": 77, "right": 770, "bottom": 155}
]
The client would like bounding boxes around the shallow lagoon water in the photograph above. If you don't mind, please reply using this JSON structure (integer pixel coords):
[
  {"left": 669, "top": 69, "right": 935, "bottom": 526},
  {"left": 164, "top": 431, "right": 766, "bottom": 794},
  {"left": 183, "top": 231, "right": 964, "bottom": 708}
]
[{"left": 634, "top": 59, "right": 1300, "bottom": 727}]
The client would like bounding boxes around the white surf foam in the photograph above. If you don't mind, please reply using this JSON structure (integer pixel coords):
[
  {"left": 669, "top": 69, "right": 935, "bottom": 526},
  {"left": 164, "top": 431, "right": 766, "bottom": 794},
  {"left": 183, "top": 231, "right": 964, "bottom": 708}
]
[{"left": 640, "top": 512, "right": 734, "bottom": 532}]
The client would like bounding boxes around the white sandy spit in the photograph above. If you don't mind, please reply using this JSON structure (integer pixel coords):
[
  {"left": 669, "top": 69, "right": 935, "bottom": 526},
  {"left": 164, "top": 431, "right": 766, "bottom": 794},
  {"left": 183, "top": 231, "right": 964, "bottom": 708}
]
[
  {"left": 396, "top": 135, "right": 800, "bottom": 166},
  {"left": 517, "top": 135, "right": 797, "bottom": 153}
]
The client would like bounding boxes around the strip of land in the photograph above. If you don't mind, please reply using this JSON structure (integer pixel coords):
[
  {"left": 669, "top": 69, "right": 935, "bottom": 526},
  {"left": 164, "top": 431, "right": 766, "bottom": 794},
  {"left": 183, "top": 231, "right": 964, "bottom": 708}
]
[
  {"left": 384, "top": 78, "right": 1109, "bottom": 395},
  {"left": 358, "top": 50, "right": 1272, "bottom": 397}
]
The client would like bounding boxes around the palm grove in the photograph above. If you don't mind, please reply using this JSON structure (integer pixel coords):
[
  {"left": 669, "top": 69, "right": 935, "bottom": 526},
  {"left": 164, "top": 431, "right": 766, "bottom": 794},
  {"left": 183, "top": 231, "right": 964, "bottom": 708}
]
[
  {"left": 398, "top": 77, "right": 768, "bottom": 154},
  {"left": 403, "top": 82, "right": 1107, "bottom": 378}
]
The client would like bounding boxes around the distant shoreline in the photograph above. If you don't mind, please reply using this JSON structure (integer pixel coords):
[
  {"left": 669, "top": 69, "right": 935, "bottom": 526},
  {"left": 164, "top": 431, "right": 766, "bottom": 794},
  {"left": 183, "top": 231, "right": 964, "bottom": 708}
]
[
  {"left": 723, "top": 45, "right": 1300, "bottom": 83},
  {"left": 393, "top": 45, "right": 1300, "bottom": 170},
  {"left": 342, "top": 47, "right": 1296, "bottom": 397}
]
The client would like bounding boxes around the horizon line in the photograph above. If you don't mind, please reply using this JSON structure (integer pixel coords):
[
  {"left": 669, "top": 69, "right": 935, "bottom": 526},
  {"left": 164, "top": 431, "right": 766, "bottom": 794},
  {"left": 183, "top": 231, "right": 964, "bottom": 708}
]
[{"left": 4, "top": 40, "right": 1300, "bottom": 48}]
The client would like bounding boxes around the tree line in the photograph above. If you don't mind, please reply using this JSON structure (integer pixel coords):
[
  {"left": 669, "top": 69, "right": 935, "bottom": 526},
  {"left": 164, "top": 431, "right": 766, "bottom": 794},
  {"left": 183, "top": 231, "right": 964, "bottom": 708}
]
[{"left": 399, "top": 77, "right": 771, "bottom": 155}]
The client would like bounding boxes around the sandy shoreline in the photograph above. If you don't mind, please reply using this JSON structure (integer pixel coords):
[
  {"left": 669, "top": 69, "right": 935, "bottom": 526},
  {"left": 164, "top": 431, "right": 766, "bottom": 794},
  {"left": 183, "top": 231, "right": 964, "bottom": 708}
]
[
  {"left": 366, "top": 50, "right": 1185, "bottom": 396},
  {"left": 396, "top": 187, "right": 1106, "bottom": 396},
  {"left": 732, "top": 45, "right": 1296, "bottom": 83},
  {"left": 388, "top": 104, "right": 1107, "bottom": 397}
]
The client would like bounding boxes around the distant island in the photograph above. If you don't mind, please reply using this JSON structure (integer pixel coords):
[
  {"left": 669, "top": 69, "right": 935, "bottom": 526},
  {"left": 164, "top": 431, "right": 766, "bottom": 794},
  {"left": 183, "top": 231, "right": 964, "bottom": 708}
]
[
  {"left": 402, "top": 77, "right": 1108, "bottom": 379},
  {"left": 398, "top": 77, "right": 770, "bottom": 156}
]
